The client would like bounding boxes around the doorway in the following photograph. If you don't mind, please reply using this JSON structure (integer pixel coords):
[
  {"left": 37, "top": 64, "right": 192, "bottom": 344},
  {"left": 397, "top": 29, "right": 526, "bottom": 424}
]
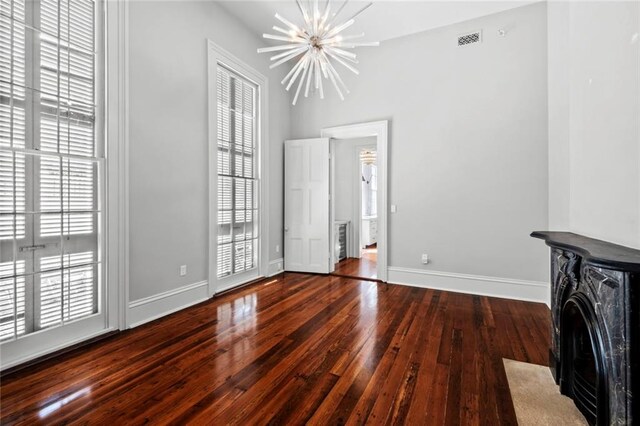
[
  {"left": 322, "top": 121, "right": 388, "bottom": 282},
  {"left": 331, "top": 139, "right": 378, "bottom": 280},
  {"left": 282, "top": 121, "right": 388, "bottom": 280}
]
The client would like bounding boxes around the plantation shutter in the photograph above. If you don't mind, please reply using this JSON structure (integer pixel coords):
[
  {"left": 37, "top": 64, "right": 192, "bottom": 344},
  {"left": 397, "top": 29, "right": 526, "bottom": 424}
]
[
  {"left": 0, "top": 0, "right": 100, "bottom": 342},
  {"left": 216, "top": 66, "right": 258, "bottom": 279},
  {"left": 0, "top": 0, "right": 28, "bottom": 340}
]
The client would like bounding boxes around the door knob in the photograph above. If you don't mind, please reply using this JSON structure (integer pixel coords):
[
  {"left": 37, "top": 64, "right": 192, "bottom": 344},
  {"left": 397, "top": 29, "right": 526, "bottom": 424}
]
[{"left": 284, "top": 227, "right": 289, "bottom": 232}]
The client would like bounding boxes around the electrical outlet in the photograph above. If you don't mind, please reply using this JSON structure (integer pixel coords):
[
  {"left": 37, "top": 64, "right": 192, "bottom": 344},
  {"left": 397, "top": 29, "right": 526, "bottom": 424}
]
[
  {"left": 180, "top": 265, "right": 187, "bottom": 276},
  {"left": 277, "top": 261, "right": 282, "bottom": 270},
  {"left": 391, "top": 205, "right": 397, "bottom": 213},
  {"left": 276, "top": 244, "right": 280, "bottom": 253},
  {"left": 421, "top": 254, "right": 429, "bottom": 265}
]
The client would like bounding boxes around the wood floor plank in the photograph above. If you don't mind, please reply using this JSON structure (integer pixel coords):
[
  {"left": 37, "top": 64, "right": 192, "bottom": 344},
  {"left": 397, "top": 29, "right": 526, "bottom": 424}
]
[
  {"left": 0, "top": 273, "right": 550, "bottom": 425},
  {"left": 366, "top": 289, "right": 433, "bottom": 425},
  {"left": 404, "top": 291, "right": 448, "bottom": 424},
  {"left": 349, "top": 289, "right": 423, "bottom": 424},
  {"left": 310, "top": 284, "right": 417, "bottom": 425},
  {"left": 332, "top": 248, "right": 378, "bottom": 281},
  {"left": 444, "top": 328, "right": 464, "bottom": 426}
]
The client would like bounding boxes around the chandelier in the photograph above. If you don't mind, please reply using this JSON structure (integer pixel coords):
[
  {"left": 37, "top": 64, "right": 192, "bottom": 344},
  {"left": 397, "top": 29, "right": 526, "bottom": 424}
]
[
  {"left": 360, "top": 150, "right": 376, "bottom": 165},
  {"left": 258, "top": 0, "right": 379, "bottom": 105}
]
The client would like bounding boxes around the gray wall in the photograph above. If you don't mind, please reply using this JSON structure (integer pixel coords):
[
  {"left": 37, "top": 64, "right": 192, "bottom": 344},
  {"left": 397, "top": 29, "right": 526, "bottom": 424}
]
[
  {"left": 291, "top": 2, "right": 550, "bottom": 282},
  {"left": 128, "top": 1, "right": 289, "bottom": 300},
  {"left": 548, "top": 1, "right": 640, "bottom": 249}
]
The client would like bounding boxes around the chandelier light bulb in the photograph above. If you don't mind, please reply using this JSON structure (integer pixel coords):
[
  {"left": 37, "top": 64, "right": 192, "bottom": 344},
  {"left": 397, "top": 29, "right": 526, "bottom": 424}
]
[{"left": 258, "top": 0, "right": 379, "bottom": 105}]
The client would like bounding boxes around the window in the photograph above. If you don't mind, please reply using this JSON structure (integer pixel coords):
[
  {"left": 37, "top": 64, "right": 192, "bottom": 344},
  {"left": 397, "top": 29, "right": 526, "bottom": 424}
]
[
  {"left": 215, "top": 66, "right": 258, "bottom": 279},
  {"left": 362, "top": 162, "right": 377, "bottom": 217},
  {"left": 0, "top": 0, "right": 101, "bottom": 342}
]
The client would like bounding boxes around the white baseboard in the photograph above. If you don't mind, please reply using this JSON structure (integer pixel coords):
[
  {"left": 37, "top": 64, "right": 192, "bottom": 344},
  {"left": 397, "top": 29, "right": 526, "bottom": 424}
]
[
  {"left": 268, "top": 258, "right": 284, "bottom": 277},
  {"left": 388, "top": 267, "right": 549, "bottom": 306},
  {"left": 128, "top": 280, "right": 209, "bottom": 328},
  {"left": 0, "top": 326, "right": 117, "bottom": 371}
]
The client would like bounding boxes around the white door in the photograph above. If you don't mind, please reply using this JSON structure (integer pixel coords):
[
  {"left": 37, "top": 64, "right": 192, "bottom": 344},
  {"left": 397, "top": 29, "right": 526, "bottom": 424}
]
[{"left": 284, "top": 138, "right": 330, "bottom": 273}]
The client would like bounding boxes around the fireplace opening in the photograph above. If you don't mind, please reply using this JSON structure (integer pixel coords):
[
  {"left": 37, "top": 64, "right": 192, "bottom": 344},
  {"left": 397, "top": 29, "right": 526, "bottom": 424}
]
[{"left": 560, "top": 297, "right": 607, "bottom": 426}]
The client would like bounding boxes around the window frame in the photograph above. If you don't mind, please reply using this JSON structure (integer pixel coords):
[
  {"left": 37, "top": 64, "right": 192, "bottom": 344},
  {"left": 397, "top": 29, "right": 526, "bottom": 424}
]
[
  {"left": 207, "top": 40, "right": 269, "bottom": 295},
  {"left": 0, "top": 0, "right": 104, "bottom": 334},
  {"left": 0, "top": 0, "right": 127, "bottom": 371},
  {"left": 215, "top": 65, "right": 259, "bottom": 280}
]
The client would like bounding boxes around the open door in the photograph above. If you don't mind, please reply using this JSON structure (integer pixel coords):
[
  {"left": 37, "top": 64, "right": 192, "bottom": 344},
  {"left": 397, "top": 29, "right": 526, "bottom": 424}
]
[{"left": 284, "top": 138, "right": 330, "bottom": 273}]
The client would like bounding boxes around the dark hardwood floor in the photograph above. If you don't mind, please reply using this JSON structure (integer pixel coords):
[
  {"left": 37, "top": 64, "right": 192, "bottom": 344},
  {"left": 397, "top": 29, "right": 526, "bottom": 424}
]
[
  {"left": 0, "top": 273, "right": 550, "bottom": 425},
  {"left": 332, "top": 247, "right": 378, "bottom": 280}
]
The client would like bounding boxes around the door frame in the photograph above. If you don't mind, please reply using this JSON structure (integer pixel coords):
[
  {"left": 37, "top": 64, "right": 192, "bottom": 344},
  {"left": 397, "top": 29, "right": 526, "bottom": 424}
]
[{"left": 321, "top": 120, "right": 389, "bottom": 282}]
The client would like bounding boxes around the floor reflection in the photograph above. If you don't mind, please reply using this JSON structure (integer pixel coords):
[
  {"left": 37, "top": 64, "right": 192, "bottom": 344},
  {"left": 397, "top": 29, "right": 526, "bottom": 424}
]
[
  {"left": 39, "top": 387, "right": 91, "bottom": 419},
  {"left": 1, "top": 272, "right": 551, "bottom": 424}
]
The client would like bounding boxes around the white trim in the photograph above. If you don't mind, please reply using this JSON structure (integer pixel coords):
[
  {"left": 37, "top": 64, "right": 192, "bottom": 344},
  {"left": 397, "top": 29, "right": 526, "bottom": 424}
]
[
  {"left": 268, "top": 258, "right": 284, "bottom": 277},
  {"left": 105, "top": 0, "right": 129, "bottom": 330},
  {"left": 207, "top": 40, "right": 270, "bottom": 297},
  {"left": 354, "top": 146, "right": 362, "bottom": 258},
  {"left": 388, "top": 266, "right": 550, "bottom": 305},
  {"left": 0, "top": 327, "right": 117, "bottom": 371},
  {"left": 216, "top": 270, "right": 262, "bottom": 293},
  {"left": 322, "top": 120, "right": 389, "bottom": 282},
  {"left": 0, "top": 312, "right": 112, "bottom": 370},
  {"left": 128, "top": 281, "right": 209, "bottom": 328}
]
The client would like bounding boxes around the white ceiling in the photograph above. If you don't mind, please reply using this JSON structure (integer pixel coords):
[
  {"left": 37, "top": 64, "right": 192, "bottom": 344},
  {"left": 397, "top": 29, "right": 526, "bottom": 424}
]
[{"left": 217, "top": 1, "right": 538, "bottom": 42}]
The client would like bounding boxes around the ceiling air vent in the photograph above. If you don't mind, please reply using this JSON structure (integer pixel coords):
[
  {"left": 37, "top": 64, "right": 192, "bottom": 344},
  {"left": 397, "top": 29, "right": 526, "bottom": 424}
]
[{"left": 458, "top": 31, "right": 482, "bottom": 47}]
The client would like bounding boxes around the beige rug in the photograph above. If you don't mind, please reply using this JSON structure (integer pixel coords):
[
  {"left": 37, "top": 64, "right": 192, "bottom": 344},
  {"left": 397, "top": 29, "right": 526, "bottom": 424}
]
[{"left": 503, "top": 358, "right": 588, "bottom": 426}]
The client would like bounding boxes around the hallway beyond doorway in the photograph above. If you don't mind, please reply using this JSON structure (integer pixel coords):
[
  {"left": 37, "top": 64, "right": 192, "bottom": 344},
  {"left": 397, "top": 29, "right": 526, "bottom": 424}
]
[{"left": 332, "top": 244, "right": 378, "bottom": 281}]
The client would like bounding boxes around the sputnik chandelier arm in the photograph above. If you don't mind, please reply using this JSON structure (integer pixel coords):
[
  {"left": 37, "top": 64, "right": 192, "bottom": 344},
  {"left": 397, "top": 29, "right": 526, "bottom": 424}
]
[{"left": 257, "top": 0, "right": 379, "bottom": 105}]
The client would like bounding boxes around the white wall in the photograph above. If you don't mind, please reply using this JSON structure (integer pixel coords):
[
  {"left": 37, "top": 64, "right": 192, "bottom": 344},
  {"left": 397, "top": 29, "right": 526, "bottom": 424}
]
[
  {"left": 333, "top": 137, "right": 376, "bottom": 257},
  {"left": 291, "top": 2, "right": 550, "bottom": 286},
  {"left": 547, "top": 2, "right": 571, "bottom": 231},
  {"left": 128, "top": 0, "right": 289, "bottom": 302},
  {"left": 548, "top": 1, "right": 640, "bottom": 249}
]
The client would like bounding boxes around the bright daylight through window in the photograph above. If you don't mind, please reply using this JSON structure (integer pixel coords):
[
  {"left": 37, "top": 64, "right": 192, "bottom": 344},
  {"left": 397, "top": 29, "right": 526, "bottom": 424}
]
[
  {"left": 216, "top": 65, "right": 258, "bottom": 279},
  {"left": 0, "top": 0, "right": 101, "bottom": 341}
]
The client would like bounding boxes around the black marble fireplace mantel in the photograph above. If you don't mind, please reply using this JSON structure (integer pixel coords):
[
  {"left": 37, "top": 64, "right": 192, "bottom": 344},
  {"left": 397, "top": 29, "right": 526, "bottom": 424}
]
[
  {"left": 531, "top": 231, "right": 640, "bottom": 425},
  {"left": 531, "top": 231, "right": 640, "bottom": 272}
]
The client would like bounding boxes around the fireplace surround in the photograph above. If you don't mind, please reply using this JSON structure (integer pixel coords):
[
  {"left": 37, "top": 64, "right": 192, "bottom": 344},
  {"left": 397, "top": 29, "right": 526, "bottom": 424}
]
[{"left": 531, "top": 232, "right": 640, "bottom": 425}]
